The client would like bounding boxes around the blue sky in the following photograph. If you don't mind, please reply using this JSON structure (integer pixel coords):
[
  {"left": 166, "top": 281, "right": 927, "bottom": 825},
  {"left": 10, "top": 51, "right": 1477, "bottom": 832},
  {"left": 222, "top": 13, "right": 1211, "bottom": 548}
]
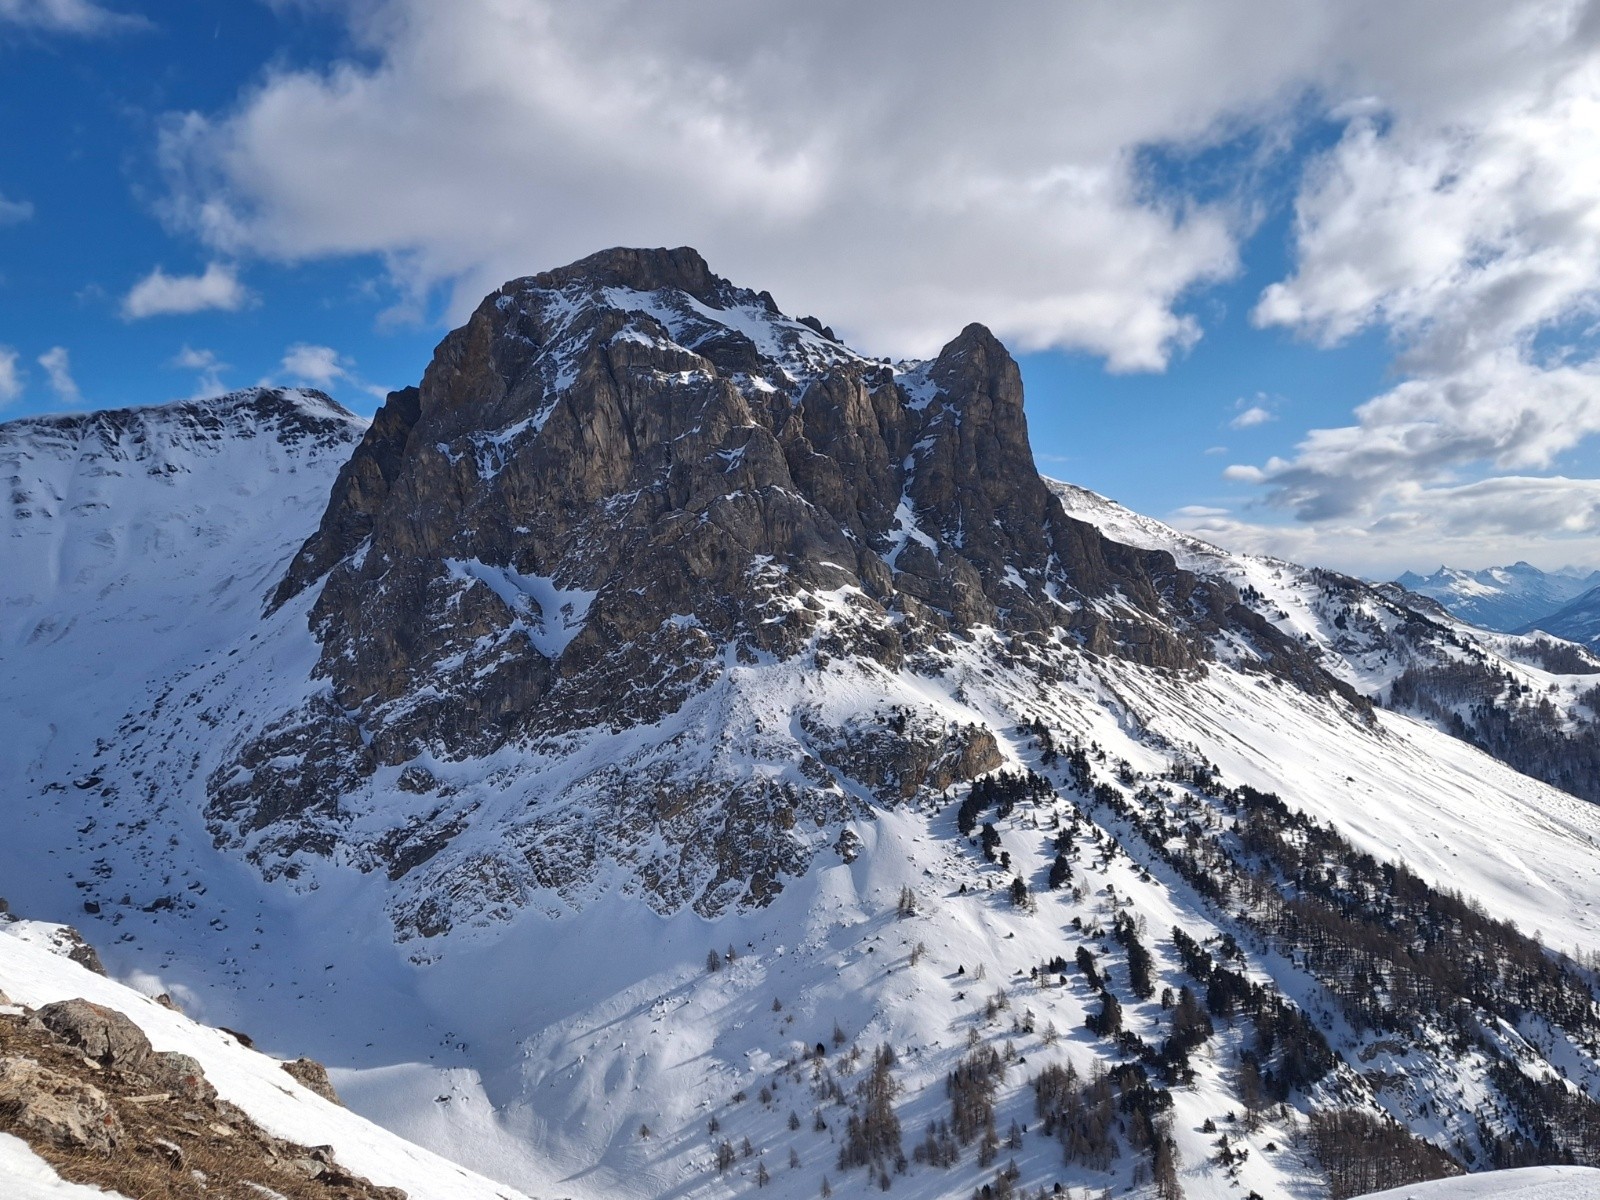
[{"left": 3, "top": 0, "right": 1600, "bottom": 578}]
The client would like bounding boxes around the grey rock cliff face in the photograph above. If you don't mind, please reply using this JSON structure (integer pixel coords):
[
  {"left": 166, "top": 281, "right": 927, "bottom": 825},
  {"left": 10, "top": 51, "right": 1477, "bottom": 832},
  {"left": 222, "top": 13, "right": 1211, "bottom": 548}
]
[{"left": 209, "top": 247, "right": 1353, "bottom": 930}]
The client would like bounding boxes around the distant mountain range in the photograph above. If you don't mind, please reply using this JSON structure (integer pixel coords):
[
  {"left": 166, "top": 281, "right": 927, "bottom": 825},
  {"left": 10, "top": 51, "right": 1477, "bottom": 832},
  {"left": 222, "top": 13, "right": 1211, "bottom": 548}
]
[
  {"left": 1394, "top": 561, "right": 1600, "bottom": 632},
  {"left": 1518, "top": 586, "right": 1600, "bottom": 647}
]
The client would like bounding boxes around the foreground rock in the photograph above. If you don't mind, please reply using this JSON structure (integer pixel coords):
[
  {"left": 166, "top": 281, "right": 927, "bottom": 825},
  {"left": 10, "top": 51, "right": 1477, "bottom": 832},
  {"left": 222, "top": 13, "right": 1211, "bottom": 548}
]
[{"left": 0, "top": 994, "right": 402, "bottom": 1199}]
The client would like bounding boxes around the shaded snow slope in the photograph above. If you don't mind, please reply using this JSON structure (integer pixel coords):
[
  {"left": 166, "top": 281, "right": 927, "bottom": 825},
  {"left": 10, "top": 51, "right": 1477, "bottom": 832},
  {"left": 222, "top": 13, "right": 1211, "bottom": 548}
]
[
  {"left": 1521, "top": 585, "right": 1600, "bottom": 648},
  {"left": 1, "top": 387, "right": 365, "bottom": 816}
]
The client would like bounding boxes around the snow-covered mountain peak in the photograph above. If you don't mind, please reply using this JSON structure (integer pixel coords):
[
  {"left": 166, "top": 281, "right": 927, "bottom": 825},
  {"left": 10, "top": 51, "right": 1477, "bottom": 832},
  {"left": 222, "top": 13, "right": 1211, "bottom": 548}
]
[
  {"left": 1393, "top": 561, "right": 1600, "bottom": 632},
  {"left": 493, "top": 244, "right": 873, "bottom": 389},
  {"left": 207, "top": 247, "right": 1369, "bottom": 935},
  {"left": 3, "top": 385, "right": 360, "bottom": 469}
]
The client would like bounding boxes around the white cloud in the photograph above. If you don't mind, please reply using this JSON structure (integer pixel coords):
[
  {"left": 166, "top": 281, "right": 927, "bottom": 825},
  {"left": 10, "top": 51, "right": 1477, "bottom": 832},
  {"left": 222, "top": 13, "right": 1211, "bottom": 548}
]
[
  {"left": 279, "top": 343, "right": 348, "bottom": 387},
  {"left": 1228, "top": 351, "right": 1600, "bottom": 524},
  {"left": 159, "top": 0, "right": 1368, "bottom": 367},
  {"left": 37, "top": 345, "right": 81, "bottom": 407},
  {"left": 1230, "top": 401, "right": 1276, "bottom": 429},
  {"left": 171, "top": 345, "right": 220, "bottom": 372},
  {"left": 121, "top": 262, "right": 251, "bottom": 319},
  {"left": 0, "top": 0, "right": 143, "bottom": 33},
  {"left": 169, "top": 344, "right": 228, "bottom": 397},
  {"left": 0, "top": 193, "right": 32, "bottom": 225},
  {"left": 1171, "top": 477, "right": 1600, "bottom": 579},
  {"left": 275, "top": 342, "right": 391, "bottom": 399},
  {"left": 0, "top": 346, "right": 23, "bottom": 407},
  {"left": 152, "top": 4, "right": 1600, "bottom": 369},
  {"left": 1254, "top": 31, "right": 1600, "bottom": 369},
  {"left": 1186, "top": 2, "right": 1600, "bottom": 558}
]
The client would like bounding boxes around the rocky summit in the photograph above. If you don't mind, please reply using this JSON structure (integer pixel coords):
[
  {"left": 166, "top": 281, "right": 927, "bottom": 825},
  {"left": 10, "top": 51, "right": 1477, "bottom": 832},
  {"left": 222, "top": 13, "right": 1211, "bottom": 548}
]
[{"left": 209, "top": 247, "right": 1348, "bottom": 930}]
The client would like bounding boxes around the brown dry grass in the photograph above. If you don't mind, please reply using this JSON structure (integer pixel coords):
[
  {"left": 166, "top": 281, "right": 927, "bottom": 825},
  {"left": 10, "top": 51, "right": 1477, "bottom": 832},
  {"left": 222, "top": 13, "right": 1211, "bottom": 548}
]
[{"left": 0, "top": 1008, "right": 405, "bottom": 1199}]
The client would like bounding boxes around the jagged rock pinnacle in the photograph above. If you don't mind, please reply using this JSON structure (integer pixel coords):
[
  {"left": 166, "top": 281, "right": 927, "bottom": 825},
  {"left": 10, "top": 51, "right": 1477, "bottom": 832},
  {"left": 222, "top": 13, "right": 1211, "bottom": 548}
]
[{"left": 221, "top": 246, "right": 1352, "bottom": 926}]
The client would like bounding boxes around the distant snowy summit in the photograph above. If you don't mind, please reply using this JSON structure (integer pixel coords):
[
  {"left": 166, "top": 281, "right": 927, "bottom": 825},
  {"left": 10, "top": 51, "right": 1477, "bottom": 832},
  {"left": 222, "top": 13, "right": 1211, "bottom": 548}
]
[{"left": 1394, "top": 561, "right": 1600, "bottom": 632}]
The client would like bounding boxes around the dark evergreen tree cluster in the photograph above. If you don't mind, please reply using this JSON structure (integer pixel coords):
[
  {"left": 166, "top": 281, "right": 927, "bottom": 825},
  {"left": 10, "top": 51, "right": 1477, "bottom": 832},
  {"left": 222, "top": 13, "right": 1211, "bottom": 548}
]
[
  {"left": 1022, "top": 717, "right": 1059, "bottom": 766},
  {"left": 959, "top": 770, "right": 1053, "bottom": 834},
  {"left": 1074, "top": 945, "right": 1101, "bottom": 990},
  {"left": 838, "top": 1045, "right": 903, "bottom": 1173},
  {"left": 979, "top": 823, "right": 1002, "bottom": 862},
  {"left": 1147, "top": 984, "right": 1212, "bottom": 1086},
  {"left": 1085, "top": 989, "right": 1122, "bottom": 1039},
  {"left": 1166, "top": 925, "right": 1332, "bottom": 1099},
  {"left": 947, "top": 1045, "right": 1005, "bottom": 1147},
  {"left": 1112, "top": 913, "right": 1155, "bottom": 1000},
  {"left": 1046, "top": 852, "right": 1072, "bottom": 891}
]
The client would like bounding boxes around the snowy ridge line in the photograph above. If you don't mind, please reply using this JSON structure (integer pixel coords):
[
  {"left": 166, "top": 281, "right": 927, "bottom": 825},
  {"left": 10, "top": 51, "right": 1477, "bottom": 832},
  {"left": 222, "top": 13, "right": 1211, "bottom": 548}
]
[{"left": 1051, "top": 478, "right": 1600, "bottom": 803}]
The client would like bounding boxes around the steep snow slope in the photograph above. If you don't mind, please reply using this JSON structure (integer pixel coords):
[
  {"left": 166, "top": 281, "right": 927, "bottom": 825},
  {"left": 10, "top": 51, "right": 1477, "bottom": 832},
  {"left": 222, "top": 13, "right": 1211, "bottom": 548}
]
[
  {"left": 1053, "top": 480, "right": 1600, "bottom": 800},
  {"left": 15, "top": 609, "right": 1600, "bottom": 1200},
  {"left": 0, "top": 917, "right": 532, "bottom": 1200},
  {"left": 1394, "top": 565, "right": 1600, "bottom": 634},
  {"left": 1, "top": 387, "right": 365, "bottom": 819}
]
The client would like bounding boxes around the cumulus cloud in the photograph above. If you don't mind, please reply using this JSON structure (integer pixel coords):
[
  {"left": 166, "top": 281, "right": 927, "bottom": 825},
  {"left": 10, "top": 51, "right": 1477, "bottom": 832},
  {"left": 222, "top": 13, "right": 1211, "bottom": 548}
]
[
  {"left": 0, "top": 0, "right": 144, "bottom": 33},
  {"left": 1171, "top": 477, "right": 1600, "bottom": 579},
  {"left": 1232, "top": 3, "right": 1600, "bottom": 543},
  {"left": 0, "top": 193, "right": 32, "bottom": 225},
  {"left": 1230, "top": 395, "right": 1279, "bottom": 429},
  {"left": 1254, "top": 28, "right": 1600, "bottom": 367},
  {"left": 147, "top": 0, "right": 1600, "bottom": 564},
  {"left": 0, "top": 346, "right": 23, "bottom": 407},
  {"left": 170, "top": 344, "right": 228, "bottom": 397},
  {"left": 156, "top": 0, "right": 1364, "bottom": 366},
  {"left": 275, "top": 342, "right": 389, "bottom": 399},
  {"left": 279, "top": 343, "right": 348, "bottom": 387},
  {"left": 1229, "top": 353, "right": 1600, "bottom": 522},
  {"left": 121, "top": 262, "right": 251, "bottom": 319},
  {"left": 37, "top": 345, "right": 81, "bottom": 407}
]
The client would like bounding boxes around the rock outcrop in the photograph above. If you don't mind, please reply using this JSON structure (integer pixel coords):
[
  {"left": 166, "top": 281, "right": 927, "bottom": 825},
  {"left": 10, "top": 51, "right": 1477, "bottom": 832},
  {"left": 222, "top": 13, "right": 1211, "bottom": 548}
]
[
  {"left": 201, "top": 247, "right": 1361, "bottom": 932},
  {"left": 0, "top": 1055, "right": 123, "bottom": 1153},
  {"left": 0, "top": 994, "right": 402, "bottom": 1198},
  {"left": 283, "top": 1056, "right": 342, "bottom": 1105}
]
